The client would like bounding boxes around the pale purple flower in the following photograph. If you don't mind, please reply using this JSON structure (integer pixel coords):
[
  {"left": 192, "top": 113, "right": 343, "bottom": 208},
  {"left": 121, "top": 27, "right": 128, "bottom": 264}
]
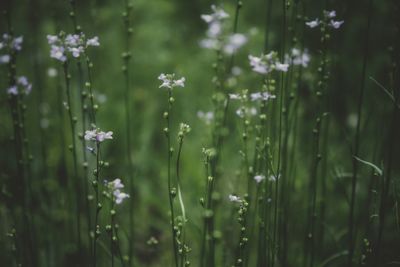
[
  {"left": 114, "top": 190, "right": 130, "bottom": 204},
  {"left": 0, "top": 54, "right": 10, "bottom": 64},
  {"left": 275, "top": 62, "right": 289, "bottom": 72},
  {"left": 305, "top": 19, "right": 320, "bottom": 28},
  {"left": 84, "top": 128, "right": 113, "bottom": 143},
  {"left": 47, "top": 35, "right": 58, "bottom": 45},
  {"left": 223, "top": 33, "right": 247, "bottom": 55},
  {"left": 7, "top": 86, "right": 18, "bottom": 95},
  {"left": 250, "top": 92, "right": 276, "bottom": 101},
  {"left": 158, "top": 73, "right": 185, "bottom": 89},
  {"left": 86, "top": 36, "right": 100, "bottom": 46},
  {"left": 249, "top": 52, "right": 288, "bottom": 74},
  {"left": 50, "top": 45, "right": 66, "bottom": 62},
  {"left": 324, "top": 10, "right": 336, "bottom": 18},
  {"left": 330, "top": 20, "right": 344, "bottom": 29}
]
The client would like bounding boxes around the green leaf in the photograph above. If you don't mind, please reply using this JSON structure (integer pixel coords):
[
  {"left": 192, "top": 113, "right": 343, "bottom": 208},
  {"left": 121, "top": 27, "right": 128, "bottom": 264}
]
[{"left": 354, "top": 156, "right": 383, "bottom": 176}]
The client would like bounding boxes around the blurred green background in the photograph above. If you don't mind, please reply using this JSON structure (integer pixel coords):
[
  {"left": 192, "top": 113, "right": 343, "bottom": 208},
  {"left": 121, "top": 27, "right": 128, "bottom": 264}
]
[{"left": 0, "top": 0, "right": 399, "bottom": 266}]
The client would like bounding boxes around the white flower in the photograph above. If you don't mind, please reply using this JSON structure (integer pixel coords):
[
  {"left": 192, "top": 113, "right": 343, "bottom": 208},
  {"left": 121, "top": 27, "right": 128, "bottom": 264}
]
[
  {"left": 84, "top": 128, "right": 113, "bottom": 142},
  {"left": 229, "top": 93, "right": 241, "bottom": 100},
  {"left": 7, "top": 85, "right": 18, "bottom": 95},
  {"left": 0, "top": 54, "right": 10, "bottom": 64},
  {"left": 114, "top": 189, "right": 130, "bottom": 204},
  {"left": 69, "top": 46, "right": 84, "bottom": 58},
  {"left": 249, "top": 55, "right": 268, "bottom": 74},
  {"left": 158, "top": 73, "right": 185, "bottom": 89},
  {"left": 254, "top": 175, "right": 266, "bottom": 183},
  {"left": 199, "top": 38, "right": 219, "bottom": 49},
  {"left": 305, "top": 19, "right": 320, "bottom": 28},
  {"left": 228, "top": 194, "right": 241, "bottom": 203},
  {"left": 96, "top": 131, "right": 113, "bottom": 142},
  {"left": 86, "top": 36, "right": 100, "bottom": 46},
  {"left": 47, "top": 35, "right": 58, "bottom": 45},
  {"left": 236, "top": 107, "right": 257, "bottom": 118},
  {"left": 286, "top": 48, "right": 311, "bottom": 67},
  {"left": 268, "top": 174, "right": 280, "bottom": 182},
  {"left": 109, "top": 178, "right": 124, "bottom": 190},
  {"left": 329, "top": 20, "right": 344, "bottom": 29},
  {"left": 275, "top": 62, "right": 289, "bottom": 72},
  {"left": 249, "top": 52, "right": 288, "bottom": 74},
  {"left": 324, "top": 10, "right": 336, "bottom": 18},
  {"left": 250, "top": 92, "right": 276, "bottom": 101},
  {"left": 223, "top": 33, "right": 247, "bottom": 55},
  {"left": 50, "top": 45, "right": 66, "bottom": 62},
  {"left": 11, "top": 36, "right": 23, "bottom": 51}
]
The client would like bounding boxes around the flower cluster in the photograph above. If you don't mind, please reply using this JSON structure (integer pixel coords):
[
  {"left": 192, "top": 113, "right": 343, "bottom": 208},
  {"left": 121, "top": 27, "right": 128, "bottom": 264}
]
[
  {"left": 47, "top": 32, "right": 100, "bottom": 62},
  {"left": 6, "top": 76, "right": 32, "bottom": 96},
  {"left": 158, "top": 73, "right": 185, "bottom": 89},
  {"left": 200, "top": 5, "right": 247, "bottom": 55},
  {"left": 0, "top": 33, "right": 23, "bottom": 64},
  {"left": 178, "top": 123, "right": 191, "bottom": 138},
  {"left": 285, "top": 48, "right": 311, "bottom": 68},
  {"left": 105, "top": 178, "right": 130, "bottom": 204},
  {"left": 84, "top": 128, "right": 113, "bottom": 143},
  {"left": 305, "top": 10, "right": 344, "bottom": 29},
  {"left": 248, "top": 51, "right": 289, "bottom": 74}
]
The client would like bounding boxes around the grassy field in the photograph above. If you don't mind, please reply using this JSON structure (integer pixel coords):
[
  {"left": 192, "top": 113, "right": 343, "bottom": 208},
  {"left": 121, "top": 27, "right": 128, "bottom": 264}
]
[{"left": 0, "top": 0, "right": 399, "bottom": 266}]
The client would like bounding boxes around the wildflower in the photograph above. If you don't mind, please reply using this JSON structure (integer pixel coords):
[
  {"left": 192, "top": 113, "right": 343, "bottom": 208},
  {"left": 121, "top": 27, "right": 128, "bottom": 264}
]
[
  {"left": 178, "top": 123, "right": 191, "bottom": 138},
  {"left": 50, "top": 45, "right": 67, "bottom": 62},
  {"left": 6, "top": 76, "right": 32, "bottom": 95},
  {"left": 86, "top": 36, "right": 100, "bottom": 46},
  {"left": 228, "top": 194, "right": 242, "bottom": 203},
  {"left": 305, "top": 19, "right": 320, "bottom": 28},
  {"left": 249, "top": 52, "right": 289, "bottom": 74},
  {"left": 0, "top": 33, "right": 24, "bottom": 61},
  {"left": 0, "top": 54, "right": 10, "bottom": 64},
  {"left": 268, "top": 174, "right": 281, "bottom": 182},
  {"left": 47, "top": 32, "right": 100, "bottom": 62},
  {"left": 250, "top": 92, "right": 276, "bottom": 101},
  {"left": 254, "top": 174, "right": 266, "bottom": 183},
  {"left": 7, "top": 86, "right": 18, "bottom": 95},
  {"left": 285, "top": 48, "right": 311, "bottom": 67},
  {"left": 114, "top": 190, "right": 130, "bottom": 204},
  {"left": 329, "top": 20, "right": 344, "bottom": 29},
  {"left": 275, "top": 62, "right": 289, "bottom": 72},
  {"left": 84, "top": 128, "right": 113, "bottom": 143},
  {"left": 236, "top": 107, "right": 257, "bottom": 118},
  {"left": 223, "top": 33, "right": 248, "bottom": 55},
  {"left": 158, "top": 73, "right": 185, "bottom": 89},
  {"left": 324, "top": 10, "right": 336, "bottom": 18},
  {"left": 106, "top": 178, "right": 130, "bottom": 204}
]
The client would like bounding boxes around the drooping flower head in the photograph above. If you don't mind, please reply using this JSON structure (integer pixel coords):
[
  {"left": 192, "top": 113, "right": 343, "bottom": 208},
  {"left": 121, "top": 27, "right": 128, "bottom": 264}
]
[{"left": 158, "top": 73, "right": 185, "bottom": 89}]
